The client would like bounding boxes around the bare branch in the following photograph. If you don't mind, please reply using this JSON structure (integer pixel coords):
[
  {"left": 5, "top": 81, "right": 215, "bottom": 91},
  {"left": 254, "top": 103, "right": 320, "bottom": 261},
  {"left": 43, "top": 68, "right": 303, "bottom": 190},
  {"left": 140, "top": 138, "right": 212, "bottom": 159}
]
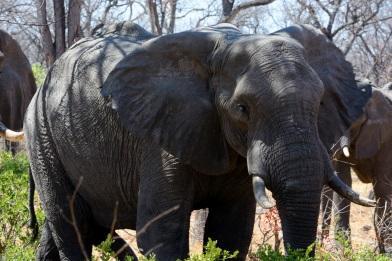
[{"left": 220, "top": 0, "right": 276, "bottom": 23}]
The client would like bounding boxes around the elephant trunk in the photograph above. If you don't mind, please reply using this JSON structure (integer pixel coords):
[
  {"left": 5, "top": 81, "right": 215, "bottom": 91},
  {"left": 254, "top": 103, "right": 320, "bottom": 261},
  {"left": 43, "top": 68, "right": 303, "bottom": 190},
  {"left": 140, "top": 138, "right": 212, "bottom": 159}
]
[
  {"left": 278, "top": 196, "right": 321, "bottom": 251},
  {"left": 247, "top": 133, "right": 324, "bottom": 253},
  {"left": 0, "top": 121, "right": 24, "bottom": 142}
]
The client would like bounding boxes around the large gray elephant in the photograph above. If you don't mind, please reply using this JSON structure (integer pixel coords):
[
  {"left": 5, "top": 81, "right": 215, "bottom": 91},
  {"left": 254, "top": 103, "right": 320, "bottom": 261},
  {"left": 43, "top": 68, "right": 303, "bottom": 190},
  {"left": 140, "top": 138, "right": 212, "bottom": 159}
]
[
  {"left": 327, "top": 85, "right": 392, "bottom": 252},
  {"left": 0, "top": 29, "right": 36, "bottom": 150},
  {"left": 25, "top": 23, "right": 374, "bottom": 260}
]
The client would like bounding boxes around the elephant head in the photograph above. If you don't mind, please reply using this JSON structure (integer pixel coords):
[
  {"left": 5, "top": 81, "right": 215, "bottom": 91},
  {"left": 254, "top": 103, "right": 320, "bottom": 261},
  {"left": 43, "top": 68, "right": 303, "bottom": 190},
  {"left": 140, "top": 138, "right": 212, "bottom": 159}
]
[
  {"left": 0, "top": 30, "right": 35, "bottom": 143},
  {"left": 102, "top": 24, "right": 374, "bottom": 251},
  {"left": 332, "top": 87, "right": 392, "bottom": 177}
]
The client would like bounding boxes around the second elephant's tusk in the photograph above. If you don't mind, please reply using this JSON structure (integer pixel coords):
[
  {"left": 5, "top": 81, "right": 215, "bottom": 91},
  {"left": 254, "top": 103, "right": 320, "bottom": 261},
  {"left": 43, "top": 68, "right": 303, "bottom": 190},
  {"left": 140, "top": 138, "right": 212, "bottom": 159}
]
[
  {"left": 3, "top": 129, "right": 24, "bottom": 142},
  {"left": 342, "top": 146, "right": 350, "bottom": 157},
  {"left": 328, "top": 174, "right": 376, "bottom": 207}
]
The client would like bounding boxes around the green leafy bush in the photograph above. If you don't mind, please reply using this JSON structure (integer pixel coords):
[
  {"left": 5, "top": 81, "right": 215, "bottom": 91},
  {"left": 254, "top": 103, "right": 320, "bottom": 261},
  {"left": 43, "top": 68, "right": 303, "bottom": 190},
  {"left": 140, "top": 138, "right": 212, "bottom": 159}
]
[
  {"left": 253, "top": 244, "right": 315, "bottom": 261},
  {"left": 183, "top": 239, "right": 238, "bottom": 261},
  {"left": 252, "top": 240, "right": 391, "bottom": 261},
  {"left": 0, "top": 152, "right": 43, "bottom": 260}
]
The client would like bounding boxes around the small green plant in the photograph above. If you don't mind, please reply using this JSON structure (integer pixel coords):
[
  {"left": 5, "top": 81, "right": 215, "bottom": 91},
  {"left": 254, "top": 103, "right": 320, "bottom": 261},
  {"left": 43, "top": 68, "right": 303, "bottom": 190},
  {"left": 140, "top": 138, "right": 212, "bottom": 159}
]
[
  {"left": 31, "top": 63, "right": 46, "bottom": 88},
  {"left": 95, "top": 234, "right": 115, "bottom": 261},
  {"left": 184, "top": 238, "right": 238, "bottom": 261},
  {"left": 253, "top": 244, "right": 316, "bottom": 261},
  {"left": 95, "top": 234, "right": 157, "bottom": 261}
]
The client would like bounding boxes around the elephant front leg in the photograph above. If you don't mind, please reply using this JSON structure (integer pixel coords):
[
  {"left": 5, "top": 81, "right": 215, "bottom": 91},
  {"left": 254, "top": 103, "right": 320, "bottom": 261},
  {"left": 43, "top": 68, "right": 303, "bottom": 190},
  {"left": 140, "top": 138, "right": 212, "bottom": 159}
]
[
  {"left": 373, "top": 180, "right": 392, "bottom": 253},
  {"left": 136, "top": 153, "right": 194, "bottom": 260},
  {"left": 203, "top": 174, "right": 255, "bottom": 260},
  {"left": 374, "top": 199, "right": 392, "bottom": 253}
]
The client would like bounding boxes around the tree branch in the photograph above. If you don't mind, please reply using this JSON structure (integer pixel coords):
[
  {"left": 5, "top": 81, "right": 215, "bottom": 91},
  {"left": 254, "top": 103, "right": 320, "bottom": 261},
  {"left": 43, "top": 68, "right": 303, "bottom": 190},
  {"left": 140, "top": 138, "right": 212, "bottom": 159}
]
[{"left": 220, "top": 0, "right": 275, "bottom": 23}]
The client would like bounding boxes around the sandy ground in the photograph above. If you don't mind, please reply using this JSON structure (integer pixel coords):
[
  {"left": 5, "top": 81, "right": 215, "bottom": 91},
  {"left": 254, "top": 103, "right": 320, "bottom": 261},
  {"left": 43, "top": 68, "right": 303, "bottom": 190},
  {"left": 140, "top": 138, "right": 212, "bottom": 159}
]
[{"left": 115, "top": 174, "right": 378, "bottom": 258}]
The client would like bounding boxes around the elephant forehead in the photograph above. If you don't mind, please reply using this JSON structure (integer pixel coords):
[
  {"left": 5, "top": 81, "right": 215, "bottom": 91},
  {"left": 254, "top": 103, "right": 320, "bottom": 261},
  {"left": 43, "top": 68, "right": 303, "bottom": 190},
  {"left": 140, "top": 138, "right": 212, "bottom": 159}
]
[
  {"left": 229, "top": 36, "right": 304, "bottom": 62},
  {"left": 367, "top": 89, "right": 392, "bottom": 118}
]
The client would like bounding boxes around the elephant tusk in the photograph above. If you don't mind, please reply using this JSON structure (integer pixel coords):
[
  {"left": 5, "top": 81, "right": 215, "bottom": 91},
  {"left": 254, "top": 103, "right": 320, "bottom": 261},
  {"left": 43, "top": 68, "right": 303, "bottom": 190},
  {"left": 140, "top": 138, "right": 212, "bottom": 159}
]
[
  {"left": 342, "top": 146, "right": 350, "bottom": 158},
  {"left": 339, "top": 133, "right": 351, "bottom": 158},
  {"left": 252, "top": 175, "right": 275, "bottom": 209},
  {"left": 328, "top": 173, "right": 376, "bottom": 207},
  {"left": 1, "top": 129, "right": 25, "bottom": 142}
]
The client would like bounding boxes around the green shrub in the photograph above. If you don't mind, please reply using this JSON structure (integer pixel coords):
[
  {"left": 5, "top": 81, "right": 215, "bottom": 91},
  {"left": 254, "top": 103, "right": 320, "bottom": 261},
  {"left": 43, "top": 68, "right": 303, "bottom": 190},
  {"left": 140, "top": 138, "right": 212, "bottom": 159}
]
[
  {"left": 252, "top": 240, "right": 391, "bottom": 261},
  {"left": 253, "top": 244, "right": 315, "bottom": 261},
  {"left": 184, "top": 239, "right": 238, "bottom": 261},
  {"left": 0, "top": 152, "right": 43, "bottom": 260}
]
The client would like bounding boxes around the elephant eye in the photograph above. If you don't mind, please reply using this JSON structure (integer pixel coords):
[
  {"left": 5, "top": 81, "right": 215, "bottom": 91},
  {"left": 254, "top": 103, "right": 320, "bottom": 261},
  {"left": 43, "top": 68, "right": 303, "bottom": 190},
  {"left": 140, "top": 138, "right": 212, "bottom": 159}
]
[
  {"left": 237, "top": 104, "right": 247, "bottom": 113},
  {"left": 237, "top": 104, "right": 249, "bottom": 118}
]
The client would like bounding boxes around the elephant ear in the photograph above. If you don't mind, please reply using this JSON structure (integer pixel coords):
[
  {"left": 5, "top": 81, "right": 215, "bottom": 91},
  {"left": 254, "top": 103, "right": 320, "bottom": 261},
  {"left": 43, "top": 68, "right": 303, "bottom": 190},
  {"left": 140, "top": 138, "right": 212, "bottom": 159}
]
[
  {"left": 272, "top": 25, "right": 372, "bottom": 148},
  {"left": 101, "top": 25, "right": 241, "bottom": 175},
  {"left": 354, "top": 89, "right": 392, "bottom": 159}
]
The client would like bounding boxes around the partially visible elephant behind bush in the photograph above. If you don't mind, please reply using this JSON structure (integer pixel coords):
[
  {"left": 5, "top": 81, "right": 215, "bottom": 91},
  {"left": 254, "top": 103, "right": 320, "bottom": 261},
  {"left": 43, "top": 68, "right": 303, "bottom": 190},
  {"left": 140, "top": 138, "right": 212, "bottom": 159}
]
[
  {"left": 24, "top": 23, "right": 374, "bottom": 260},
  {"left": 326, "top": 82, "right": 392, "bottom": 252},
  {"left": 0, "top": 29, "right": 36, "bottom": 151}
]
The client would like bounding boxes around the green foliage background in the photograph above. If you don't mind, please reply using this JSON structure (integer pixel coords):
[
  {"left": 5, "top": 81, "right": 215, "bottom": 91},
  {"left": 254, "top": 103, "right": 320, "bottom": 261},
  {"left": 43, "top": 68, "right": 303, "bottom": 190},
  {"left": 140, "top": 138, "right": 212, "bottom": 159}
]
[{"left": 31, "top": 63, "right": 46, "bottom": 88}]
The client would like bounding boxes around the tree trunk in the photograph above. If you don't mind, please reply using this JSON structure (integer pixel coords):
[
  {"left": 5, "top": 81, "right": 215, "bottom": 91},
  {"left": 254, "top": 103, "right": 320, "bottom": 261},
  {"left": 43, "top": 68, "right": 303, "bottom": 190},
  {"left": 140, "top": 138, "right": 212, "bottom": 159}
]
[
  {"left": 53, "top": 0, "right": 66, "bottom": 58},
  {"left": 35, "top": 0, "right": 55, "bottom": 66},
  {"left": 167, "top": 0, "right": 177, "bottom": 34},
  {"left": 67, "top": 0, "right": 82, "bottom": 46},
  {"left": 147, "top": 0, "right": 162, "bottom": 35},
  {"left": 222, "top": 0, "right": 235, "bottom": 18}
]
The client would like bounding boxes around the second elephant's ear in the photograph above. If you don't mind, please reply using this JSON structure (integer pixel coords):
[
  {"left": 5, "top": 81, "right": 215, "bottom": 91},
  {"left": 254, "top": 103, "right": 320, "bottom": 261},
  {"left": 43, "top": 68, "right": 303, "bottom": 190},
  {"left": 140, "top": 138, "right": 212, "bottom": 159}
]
[
  {"left": 102, "top": 27, "right": 240, "bottom": 175},
  {"left": 354, "top": 89, "right": 392, "bottom": 159},
  {"left": 273, "top": 25, "right": 372, "bottom": 147}
]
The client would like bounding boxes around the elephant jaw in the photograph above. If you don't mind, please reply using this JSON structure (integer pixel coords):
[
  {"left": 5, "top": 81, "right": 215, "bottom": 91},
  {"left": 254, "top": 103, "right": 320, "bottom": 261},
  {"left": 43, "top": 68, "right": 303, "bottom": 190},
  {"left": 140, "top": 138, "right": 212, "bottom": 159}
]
[{"left": 0, "top": 129, "right": 24, "bottom": 142}]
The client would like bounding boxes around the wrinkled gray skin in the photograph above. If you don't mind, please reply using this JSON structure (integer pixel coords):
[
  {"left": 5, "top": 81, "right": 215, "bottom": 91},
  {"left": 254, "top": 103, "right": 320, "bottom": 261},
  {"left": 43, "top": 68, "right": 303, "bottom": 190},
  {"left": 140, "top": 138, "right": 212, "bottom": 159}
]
[
  {"left": 323, "top": 84, "right": 392, "bottom": 252},
  {"left": 0, "top": 30, "right": 36, "bottom": 152},
  {"left": 25, "top": 23, "right": 372, "bottom": 260}
]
